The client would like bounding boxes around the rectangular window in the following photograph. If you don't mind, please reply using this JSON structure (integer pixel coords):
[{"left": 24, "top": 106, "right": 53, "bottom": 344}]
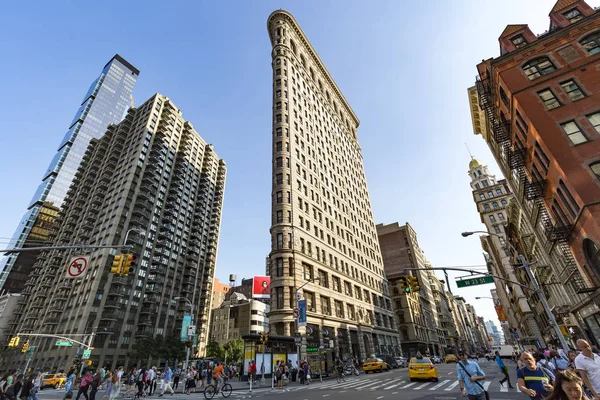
[
  {"left": 538, "top": 89, "right": 561, "bottom": 110},
  {"left": 276, "top": 233, "right": 283, "bottom": 249},
  {"left": 276, "top": 191, "right": 282, "bottom": 203},
  {"left": 499, "top": 86, "right": 510, "bottom": 107},
  {"left": 563, "top": 8, "right": 582, "bottom": 23},
  {"left": 479, "top": 193, "right": 486, "bottom": 200},
  {"left": 276, "top": 173, "right": 283, "bottom": 185},
  {"left": 276, "top": 287, "right": 284, "bottom": 309},
  {"left": 558, "top": 180, "right": 580, "bottom": 218},
  {"left": 511, "top": 34, "right": 527, "bottom": 48},
  {"left": 335, "top": 300, "right": 344, "bottom": 318},
  {"left": 534, "top": 142, "right": 551, "bottom": 174},
  {"left": 496, "top": 189, "right": 502, "bottom": 196},
  {"left": 276, "top": 210, "right": 283, "bottom": 223},
  {"left": 498, "top": 213, "right": 505, "bottom": 221},
  {"left": 321, "top": 296, "right": 331, "bottom": 315},
  {"left": 561, "top": 121, "right": 588, "bottom": 145},
  {"left": 489, "top": 215, "right": 496, "bottom": 222},
  {"left": 494, "top": 225, "right": 501, "bottom": 234},
  {"left": 303, "top": 263, "right": 313, "bottom": 281},
  {"left": 561, "top": 80, "right": 585, "bottom": 101},
  {"left": 276, "top": 258, "right": 284, "bottom": 277},
  {"left": 305, "top": 291, "right": 315, "bottom": 312},
  {"left": 587, "top": 112, "right": 600, "bottom": 133}
]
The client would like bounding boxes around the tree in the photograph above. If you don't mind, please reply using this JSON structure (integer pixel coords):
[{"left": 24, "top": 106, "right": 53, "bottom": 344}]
[
  {"left": 206, "top": 339, "right": 224, "bottom": 360},
  {"left": 128, "top": 335, "right": 160, "bottom": 365},
  {"left": 223, "top": 339, "right": 244, "bottom": 363},
  {"left": 161, "top": 333, "right": 186, "bottom": 363}
]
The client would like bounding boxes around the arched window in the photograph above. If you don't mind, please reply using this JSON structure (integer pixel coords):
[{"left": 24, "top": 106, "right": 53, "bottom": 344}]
[
  {"left": 492, "top": 201, "right": 499, "bottom": 208},
  {"left": 583, "top": 238, "right": 600, "bottom": 273},
  {"left": 484, "top": 204, "right": 491, "bottom": 211},
  {"left": 590, "top": 161, "right": 600, "bottom": 180},
  {"left": 501, "top": 199, "right": 508, "bottom": 206},
  {"left": 580, "top": 32, "right": 600, "bottom": 55},
  {"left": 522, "top": 57, "right": 556, "bottom": 80}
]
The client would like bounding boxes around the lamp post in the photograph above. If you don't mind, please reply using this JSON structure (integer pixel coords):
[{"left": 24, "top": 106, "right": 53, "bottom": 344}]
[
  {"left": 295, "top": 277, "right": 320, "bottom": 367},
  {"left": 462, "top": 230, "right": 570, "bottom": 352},
  {"left": 174, "top": 296, "right": 194, "bottom": 370}
]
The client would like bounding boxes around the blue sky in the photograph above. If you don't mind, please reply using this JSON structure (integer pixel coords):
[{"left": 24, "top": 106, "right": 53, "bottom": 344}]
[{"left": 0, "top": 0, "right": 586, "bottom": 326}]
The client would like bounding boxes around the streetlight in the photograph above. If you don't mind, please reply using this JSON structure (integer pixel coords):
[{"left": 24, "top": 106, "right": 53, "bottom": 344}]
[
  {"left": 295, "top": 276, "right": 320, "bottom": 368},
  {"left": 174, "top": 296, "right": 194, "bottom": 370},
  {"left": 462, "top": 230, "right": 570, "bottom": 352}
]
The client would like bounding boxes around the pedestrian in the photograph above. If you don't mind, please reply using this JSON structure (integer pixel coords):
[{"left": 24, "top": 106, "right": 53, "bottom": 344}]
[
  {"left": 185, "top": 368, "right": 196, "bottom": 395},
  {"left": 146, "top": 367, "right": 156, "bottom": 396},
  {"left": 136, "top": 368, "right": 146, "bottom": 398},
  {"left": 551, "top": 350, "right": 569, "bottom": 373},
  {"left": 89, "top": 369, "right": 102, "bottom": 400},
  {"left": 539, "top": 352, "right": 557, "bottom": 373},
  {"left": 567, "top": 351, "right": 578, "bottom": 372},
  {"left": 159, "top": 366, "right": 174, "bottom": 397},
  {"left": 517, "top": 351, "right": 555, "bottom": 400},
  {"left": 20, "top": 375, "right": 34, "bottom": 400},
  {"left": 11, "top": 375, "right": 24, "bottom": 400},
  {"left": 171, "top": 368, "right": 178, "bottom": 392},
  {"left": 544, "top": 370, "right": 587, "bottom": 400},
  {"left": 100, "top": 371, "right": 112, "bottom": 400},
  {"left": 298, "top": 361, "right": 305, "bottom": 385},
  {"left": 575, "top": 339, "right": 600, "bottom": 399},
  {"left": 64, "top": 369, "right": 76, "bottom": 400},
  {"left": 495, "top": 351, "right": 514, "bottom": 389},
  {"left": 109, "top": 370, "right": 121, "bottom": 400},
  {"left": 31, "top": 371, "right": 42, "bottom": 400},
  {"left": 248, "top": 360, "right": 256, "bottom": 384},
  {"left": 75, "top": 371, "right": 93, "bottom": 400},
  {"left": 303, "top": 361, "right": 311, "bottom": 385},
  {"left": 456, "top": 351, "right": 487, "bottom": 400}
]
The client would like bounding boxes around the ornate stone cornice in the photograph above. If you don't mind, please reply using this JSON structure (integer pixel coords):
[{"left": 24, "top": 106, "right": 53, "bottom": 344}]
[{"left": 267, "top": 10, "right": 360, "bottom": 128}]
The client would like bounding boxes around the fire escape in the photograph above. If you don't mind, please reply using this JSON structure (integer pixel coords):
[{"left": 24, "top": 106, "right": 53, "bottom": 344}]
[{"left": 475, "top": 74, "right": 587, "bottom": 294}]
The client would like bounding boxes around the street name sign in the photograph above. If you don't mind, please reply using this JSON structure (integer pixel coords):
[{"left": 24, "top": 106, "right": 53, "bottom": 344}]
[
  {"left": 456, "top": 275, "right": 494, "bottom": 288},
  {"left": 56, "top": 341, "right": 73, "bottom": 346}
]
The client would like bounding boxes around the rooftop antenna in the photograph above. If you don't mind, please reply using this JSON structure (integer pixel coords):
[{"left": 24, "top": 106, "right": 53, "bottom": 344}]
[{"left": 465, "top": 142, "right": 474, "bottom": 159}]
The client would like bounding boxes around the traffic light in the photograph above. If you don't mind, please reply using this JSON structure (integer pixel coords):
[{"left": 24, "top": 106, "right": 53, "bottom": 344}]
[
  {"left": 21, "top": 341, "right": 29, "bottom": 353},
  {"left": 259, "top": 332, "right": 264, "bottom": 344},
  {"left": 121, "top": 254, "right": 136, "bottom": 276},
  {"left": 8, "top": 336, "right": 20, "bottom": 347},
  {"left": 264, "top": 331, "right": 270, "bottom": 343},
  {"left": 407, "top": 276, "right": 420, "bottom": 292},
  {"left": 111, "top": 254, "right": 124, "bottom": 275},
  {"left": 398, "top": 277, "right": 410, "bottom": 294}
]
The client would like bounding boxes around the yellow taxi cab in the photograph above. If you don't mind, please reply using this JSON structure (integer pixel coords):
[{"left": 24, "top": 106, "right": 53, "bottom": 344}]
[
  {"left": 42, "top": 373, "right": 66, "bottom": 389},
  {"left": 445, "top": 354, "right": 458, "bottom": 363},
  {"left": 362, "top": 357, "right": 389, "bottom": 373},
  {"left": 408, "top": 356, "right": 439, "bottom": 382}
]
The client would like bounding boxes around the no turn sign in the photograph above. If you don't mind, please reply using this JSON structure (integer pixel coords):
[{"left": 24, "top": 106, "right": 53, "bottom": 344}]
[
  {"left": 293, "top": 308, "right": 300, "bottom": 319},
  {"left": 66, "top": 256, "right": 89, "bottom": 279}
]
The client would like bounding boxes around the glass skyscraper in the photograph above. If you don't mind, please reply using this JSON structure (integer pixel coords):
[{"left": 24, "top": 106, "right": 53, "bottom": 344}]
[{"left": 0, "top": 54, "right": 139, "bottom": 293}]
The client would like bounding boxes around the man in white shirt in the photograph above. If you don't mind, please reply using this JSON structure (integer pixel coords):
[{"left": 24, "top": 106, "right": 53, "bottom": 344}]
[{"left": 575, "top": 339, "right": 600, "bottom": 400}]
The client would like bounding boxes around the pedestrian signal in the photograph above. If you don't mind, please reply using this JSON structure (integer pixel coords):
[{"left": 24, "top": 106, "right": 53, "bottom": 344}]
[
  {"left": 121, "top": 254, "right": 136, "bottom": 276},
  {"left": 111, "top": 254, "right": 124, "bottom": 275}
]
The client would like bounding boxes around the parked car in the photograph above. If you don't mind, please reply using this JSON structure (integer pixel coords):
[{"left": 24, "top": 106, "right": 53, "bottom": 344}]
[
  {"left": 377, "top": 354, "right": 399, "bottom": 369},
  {"left": 395, "top": 357, "right": 408, "bottom": 368}
]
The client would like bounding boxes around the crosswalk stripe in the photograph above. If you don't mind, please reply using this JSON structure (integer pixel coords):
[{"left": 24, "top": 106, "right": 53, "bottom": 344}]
[
  {"left": 500, "top": 383, "right": 508, "bottom": 392},
  {"left": 360, "top": 380, "right": 383, "bottom": 389},
  {"left": 483, "top": 381, "right": 491, "bottom": 390},
  {"left": 445, "top": 381, "right": 460, "bottom": 391},
  {"left": 430, "top": 380, "right": 450, "bottom": 390},
  {"left": 413, "top": 382, "right": 431, "bottom": 390},
  {"left": 383, "top": 380, "right": 405, "bottom": 390},
  {"left": 400, "top": 382, "right": 417, "bottom": 389}
]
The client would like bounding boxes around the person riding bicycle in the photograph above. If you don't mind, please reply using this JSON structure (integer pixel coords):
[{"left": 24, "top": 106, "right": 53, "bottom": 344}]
[
  {"left": 212, "top": 362, "right": 225, "bottom": 393},
  {"left": 336, "top": 359, "right": 344, "bottom": 375}
]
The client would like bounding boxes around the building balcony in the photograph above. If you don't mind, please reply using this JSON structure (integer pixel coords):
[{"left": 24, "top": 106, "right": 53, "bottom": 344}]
[
  {"left": 149, "top": 265, "right": 166, "bottom": 275},
  {"left": 147, "top": 275, "right": 165, "bottom": 284},
  {"left": 46, "top": 317, "right": 60, "bottom": 325},
  {"left": 132, "top": 209, "right": 151, "bottom": 219},
  {"left": 509, "top": 147, "right": 527, "bottom": 170},
  {"left": 523, "top": 177, "right": 546, "bottom": 200},
  {"left": 545, "top": 221, "right": 574, "bottom": 243},
  {"left": 129, "top": 217, "right": 147, "bottom": 227},
  {"left": 108, "top": 286, "right": 128, "bottom": 296},
  {"left": 143, "top": 295, "right": 160, "bottom": 304},
  {"left": 138, "top": 319, "right": 154, "bottom": 326},
  {"left": 135, "top": 327, "right": 153, "bottom": 337},
  {"left": 140, "top": 305, "right": 158, "bottom": 315},
  {"left": 100, "top": 310, "right": 124, "bottom": 320},
  {"left": 104, "top": 299, "right": 122, "bottom": 308}
]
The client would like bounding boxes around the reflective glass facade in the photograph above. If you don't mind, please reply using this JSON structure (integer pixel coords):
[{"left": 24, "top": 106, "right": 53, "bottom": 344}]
[{"left": 0, "top": 55, "right": 139, "bottom": 293}]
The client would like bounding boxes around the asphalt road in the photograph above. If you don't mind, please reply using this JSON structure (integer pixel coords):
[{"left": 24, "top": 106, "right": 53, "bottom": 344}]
[{"left": 37, "top": 359, "right": 524, "bottom": 400}]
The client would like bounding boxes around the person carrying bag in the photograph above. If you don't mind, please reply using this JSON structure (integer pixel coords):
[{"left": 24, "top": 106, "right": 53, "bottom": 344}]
[{"left": 456, "top": 351, "right": 489, "bottom": 400}]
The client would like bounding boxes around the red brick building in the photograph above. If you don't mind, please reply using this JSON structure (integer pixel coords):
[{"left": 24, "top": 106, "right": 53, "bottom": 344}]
[{"left": 475, "top": 0, "right": 600, "bottom": 341}]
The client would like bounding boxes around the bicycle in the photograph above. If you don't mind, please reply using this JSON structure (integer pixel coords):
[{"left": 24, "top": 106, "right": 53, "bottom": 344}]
[
  {"left": 335, "top": 368, "right": 346, "bottom": 383},
  {"left": 203, "top": 381, "right": 232, "bottom": 399}
]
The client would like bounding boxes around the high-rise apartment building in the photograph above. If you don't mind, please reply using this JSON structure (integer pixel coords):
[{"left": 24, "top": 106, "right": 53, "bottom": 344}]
[
  {"left": 266, "top": 10, "right": 400, "bottom": 360},
  {"left": 377, "top": 222, "right": 440, "bottom": 356},
  {"left": 472, "top": 0, "right": 600, "bottom": 345},
  {"left": 4, "top": 94, "right": 225, "bottom": 371},
  {"left": 0, "top": 55, "right": 139, "bottom": 294},
  {"left": 211, "top": 278, "right": 233, "bottom": 309}
]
